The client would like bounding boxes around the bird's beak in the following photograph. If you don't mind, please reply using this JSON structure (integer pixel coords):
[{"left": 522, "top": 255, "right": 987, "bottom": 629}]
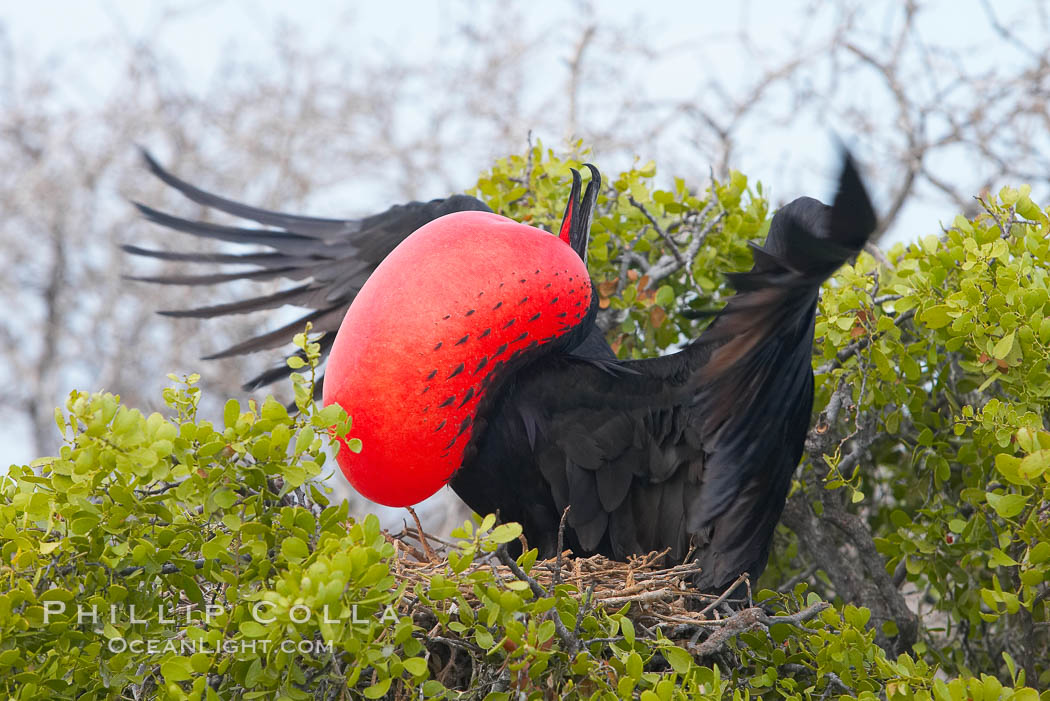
[{"left": 558, "top": 164, "right": 601, "bottom": 260}]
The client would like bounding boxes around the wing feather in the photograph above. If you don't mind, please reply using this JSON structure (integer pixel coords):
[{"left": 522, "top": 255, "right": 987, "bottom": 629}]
[{"left": 128, "top": 150, "right": 492, "bottom": 390}]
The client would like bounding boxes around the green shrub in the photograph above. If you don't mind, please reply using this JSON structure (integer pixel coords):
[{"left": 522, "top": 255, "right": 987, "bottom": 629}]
[{"left": 2, "top": 148, "right": 1048, "bottom": 699}]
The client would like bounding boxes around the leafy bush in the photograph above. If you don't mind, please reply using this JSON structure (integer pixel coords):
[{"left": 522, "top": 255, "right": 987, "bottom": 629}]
[
  {"left": 2, "top": 148, "right": 1048, "bottom": 698},
  {"left": 479, "top": 145, "right": 1050, "bottom": 685}
]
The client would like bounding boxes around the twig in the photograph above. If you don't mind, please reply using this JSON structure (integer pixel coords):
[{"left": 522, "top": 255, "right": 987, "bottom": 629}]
[
  {"left": 56, "top": 557, "right": 214, "bottom": 578},
  {"left": 135, "top": 480, "right": 185, "bottom": 496},
  {"left": 385, "top": 531, "right": 425, "bottom": 563},
  {"left": 646, "top": 203, "right": 723, "bottom": 284},
  {"left": 600, "top": 589, "right": 675, "bottom": 608},
  {"left": 118, "top": 559, "right": 207, "bottom": 577},
  {"left": 698, "top": 573, "right": 749, "bottom": 616},
  {"left": 863, "top": 241, "right": 892, "bottom": 267},
  {"left": 822, "top": 671, "right": 856, "bottom": 698},
  {"left": 778, "top": 566, "right": 816, "bottom": 594},
  {"left": 398, "top": 527, "right": 457, "bottom": 550},
  {"left": 554, "top": 505, "right": 570, "bottom": 586},
  {"left": 496, "top": 544, "right": 580, "bottom": 655},
  {"left": 628, "top": 194, "right": 685, "bottom": 269},
  {"left": 405, "top": 506, "right": 437, "bottom": 562},
  {"left": 575, "top": 582, "right": 596, "bottom": 637}
]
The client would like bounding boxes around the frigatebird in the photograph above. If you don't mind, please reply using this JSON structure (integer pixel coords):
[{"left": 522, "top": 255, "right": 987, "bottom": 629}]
[{"left": 128, "top": 151, "right": 874, "bottom": 590}]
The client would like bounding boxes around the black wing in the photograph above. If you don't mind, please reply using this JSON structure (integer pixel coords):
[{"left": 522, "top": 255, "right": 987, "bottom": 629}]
[
  {"left": 451, "top": 152, "right": 875, "bottom": 591},
  {"left": 126, "top": 150, "right": 492, "bottom": 392}
]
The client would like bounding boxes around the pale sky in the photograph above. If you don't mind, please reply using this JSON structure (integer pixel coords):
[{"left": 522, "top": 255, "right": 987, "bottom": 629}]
[
  {"left": 3, "top": 1, "right": 1013, "bottom": 231},
  {"left": 0, "top": 0, "right": 1036, "bottom": 469}
]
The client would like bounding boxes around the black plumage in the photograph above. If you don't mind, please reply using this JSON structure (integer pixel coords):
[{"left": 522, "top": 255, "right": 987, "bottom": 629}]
[
  {"left": 127, "top": 149, "right": 492, "bottom": 389},
  {"left": 451, "top": 153, "right": 875, "bottom": 589},
  {"left": 129, "top": 151, "right": 875, "bottom": 590}
]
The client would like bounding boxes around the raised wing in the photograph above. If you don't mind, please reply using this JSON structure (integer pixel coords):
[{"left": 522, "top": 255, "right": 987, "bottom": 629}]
[{"left": 126, "top": 150, "right": 492, "bottom": 393}]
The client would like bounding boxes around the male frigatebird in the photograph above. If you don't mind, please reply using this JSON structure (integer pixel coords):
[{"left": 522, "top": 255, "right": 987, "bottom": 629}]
[{"left": 129, "top": 151, "right": 875, "bottom": 590}]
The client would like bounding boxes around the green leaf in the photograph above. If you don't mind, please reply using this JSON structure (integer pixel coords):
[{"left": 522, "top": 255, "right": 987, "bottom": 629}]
[
  {"left": 1009, "top": 689, "right": 1040, "bottom": 701},
  {"left": 160, "top": 656, "right": 194, "bottom": 683},
  {"left": 199, "top": 533, "right": 230, "bottom": 560},
  {"left": 489, "top": 522, "right": 523, "bottom": 544},
  {"left": 190, "top": 652, "right": 212, "bottom": 674},
  {"left": 314, "top": 404, "right": 344, "bottom": 427},
  {"left": 992, "top": 331, "right": 1015, "bottom": 360},
  {"left": 364, "top": 677, "right": 391, "bottom": 699},
  {"left": 920, "top": 305, "right": 952, "bottom": 329},
  {"left": 403, "top": 657, "right": 427, "bottom": 677},
  {"left": 900, "top": 354, "right": 920, "bottom": 381},
  {"left": 1029, "top": 541, "right": 1050, "bottom": 564},
  {"left": 989, "top": 548, "right": 1019, "bottom": 567},
  {"left": 1019, "top": 449, "right": 1050, "bottom": 479},
  {"left": 223, "top": 398, "right": 240, "bottom": 429},
  {"left": 1039, "top": 317, "right": 1050, "bottom": 344},
  {"left": 663, "top": 645, "right": 693, "bottom": 675},
  {"left": 281, "top": 536, "right": 310, "bottom": 562},
  {"left": 977, "top": 371, "right": 1003, "bottom": 393},
  {"left": 213, "top": 488, "right": 238, "bottom": 509},
  {"left": 70, "top": 514, "right": 100, "bottom": 535},
  {"left": 240, "top": 621, "right": 267, "bottom": 638},
  {"left": 261, "top": 397, "right": 288, "bottom": 422},
  {"left": 986, "top": 491, "right": 1027, "bottom": 519},
  {"left": 620, "top": 616, "right": 635, "bottom": 645},
  {"left": 995, "top": 453, "right": 1024, "bottom": 484}
]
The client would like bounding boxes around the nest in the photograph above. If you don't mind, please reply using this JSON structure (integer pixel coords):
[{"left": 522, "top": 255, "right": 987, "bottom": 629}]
[
  {"left": 377, "top": 520, "right": 831, "bottom": 692},
  {"left": 385, "top": 522, "right": 756, "bottom": 641}
]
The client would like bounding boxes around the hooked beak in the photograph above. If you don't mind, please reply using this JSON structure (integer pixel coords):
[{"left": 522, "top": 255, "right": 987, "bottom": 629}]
[{"left": 558, "top": 164, "right": 601, "bottom": 260}]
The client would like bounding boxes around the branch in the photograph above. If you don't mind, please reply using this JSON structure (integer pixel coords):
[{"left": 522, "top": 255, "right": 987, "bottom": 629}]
[
  {"left": 782, "top": 485, "right": 918, "bottom": 654},
  {"left": 698, "top": 573, "right": 749, "bottom": 616},
  {"left": 645, "top": 204, "right": 722, "bottom": 284},
  {"left": 553, "top": 505, "right": 570, "bottom": 586},
  {"left": 496, "top": 544, "right": 580, "bottom": 655},
  {"left": 978, "top": 0, "right": 1041, "bottom": 58},
  {"left": 628, "top": 194, "right": 685, "bottom": 270},
  {"left": 687, "top": 602, "right": 830, "bottom": 658},
  {"left": 405, "top": 505, "right": 438, "bottom": 562},
  {"left": 564, "top": 25, "right": 597, "bottom": 140},
  {"left": 55, "top": 557, "right": 210, "bottom": 578}
]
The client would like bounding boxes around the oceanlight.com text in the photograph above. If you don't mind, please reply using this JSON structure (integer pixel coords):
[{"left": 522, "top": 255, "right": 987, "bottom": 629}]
[{"left": 106, "top": 637, "right": 335, "bottom": 655}]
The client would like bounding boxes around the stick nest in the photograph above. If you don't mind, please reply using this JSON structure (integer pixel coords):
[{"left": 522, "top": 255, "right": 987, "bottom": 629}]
[{"left": 385, "top": 524, "right": 754, "bottom": 637}]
